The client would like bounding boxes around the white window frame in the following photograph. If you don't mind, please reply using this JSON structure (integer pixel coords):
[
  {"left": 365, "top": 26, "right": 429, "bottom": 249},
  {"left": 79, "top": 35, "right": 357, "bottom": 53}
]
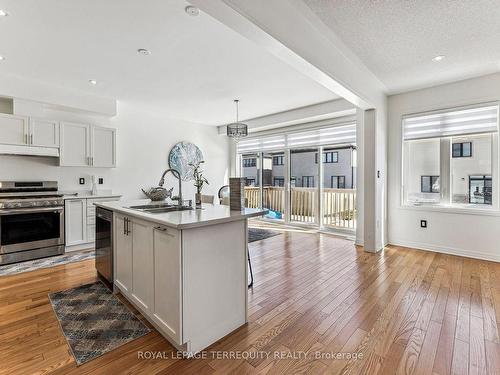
[{"left": 401, "top": 102, "right": 500, "bottom": 213}]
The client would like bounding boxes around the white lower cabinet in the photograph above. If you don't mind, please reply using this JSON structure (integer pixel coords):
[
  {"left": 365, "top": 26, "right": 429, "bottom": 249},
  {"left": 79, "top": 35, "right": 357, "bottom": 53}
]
[
  {"left": 114, "top": 214, "right": 132, "bottom": 293},
  {"left": 64, "top": 199, "right": 87, "bottom": 246},
  {"left": 114, "top": 217, "right": 182, "bottom": 345},
  {"left": 65, "top": 197, "right": 120, "bottom": 249},
  {"left": 153, "top": 226, "right": 182, "bottom": 344},
  {"left": 130, "top": 218, "right": 154, "bottom": 313}
]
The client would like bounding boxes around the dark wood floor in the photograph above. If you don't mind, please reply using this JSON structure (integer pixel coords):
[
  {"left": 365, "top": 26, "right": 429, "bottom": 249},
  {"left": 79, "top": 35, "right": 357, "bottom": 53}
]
[{"left": 1, "top": 230, "right": 499, "bottom": 374}]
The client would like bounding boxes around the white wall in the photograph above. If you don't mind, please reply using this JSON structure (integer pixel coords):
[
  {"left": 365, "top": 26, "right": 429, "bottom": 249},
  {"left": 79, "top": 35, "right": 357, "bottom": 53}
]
[
  {"left": 388, "top": 72, "right": 500, "bottom": 262},
  {"left": 0, "top": 101, "right": 229, "bottom": 201}
]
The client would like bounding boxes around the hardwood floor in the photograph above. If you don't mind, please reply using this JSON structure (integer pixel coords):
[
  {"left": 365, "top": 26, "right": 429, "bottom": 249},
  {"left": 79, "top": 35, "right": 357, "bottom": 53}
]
[{"left": 1, "top": 230, "right": 499, "bottom": 374}]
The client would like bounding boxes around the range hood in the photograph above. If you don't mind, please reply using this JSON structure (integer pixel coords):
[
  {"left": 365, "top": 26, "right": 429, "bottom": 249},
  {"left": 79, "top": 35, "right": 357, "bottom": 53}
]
[{"left": 0, "top": 144, "right": 59, "bottom": 157}]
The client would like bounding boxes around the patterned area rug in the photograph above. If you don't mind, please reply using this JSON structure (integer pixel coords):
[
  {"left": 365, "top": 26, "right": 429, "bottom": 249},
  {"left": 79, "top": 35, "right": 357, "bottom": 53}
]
[
  {"left": 248, "top": 228, "right": 281, "bottom": 243},
  {"left": 0, "top": 249, "right": 95, "bottom": 276},
  {"left": 48, "top": 282, "right": 151, "bottom": 365}
]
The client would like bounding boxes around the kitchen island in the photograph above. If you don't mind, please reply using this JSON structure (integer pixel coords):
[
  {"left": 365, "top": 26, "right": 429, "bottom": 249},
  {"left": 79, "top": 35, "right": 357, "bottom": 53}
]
[{"left": 94, "top": 199, "right": 267, "bottom": 354}]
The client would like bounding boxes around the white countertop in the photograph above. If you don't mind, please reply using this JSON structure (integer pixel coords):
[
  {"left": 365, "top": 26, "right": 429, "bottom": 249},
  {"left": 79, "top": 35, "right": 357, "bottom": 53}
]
[
  {"left": 94, "top": 199, "right": 268, "bottom": 229},
  {"left": 62, "top": 190, "right": 122, "bottom": 200}
]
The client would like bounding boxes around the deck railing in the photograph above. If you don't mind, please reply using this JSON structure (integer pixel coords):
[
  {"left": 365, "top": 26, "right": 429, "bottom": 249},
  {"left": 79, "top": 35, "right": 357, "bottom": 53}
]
[{"left": 244, "top": 186, "right": 356, "bottom": 229}]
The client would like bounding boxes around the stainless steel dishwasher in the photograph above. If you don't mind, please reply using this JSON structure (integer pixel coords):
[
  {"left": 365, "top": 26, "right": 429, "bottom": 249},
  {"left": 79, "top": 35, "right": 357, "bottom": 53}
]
[{"left": 95, "top": 207, "right": 113, "bottom": 289}]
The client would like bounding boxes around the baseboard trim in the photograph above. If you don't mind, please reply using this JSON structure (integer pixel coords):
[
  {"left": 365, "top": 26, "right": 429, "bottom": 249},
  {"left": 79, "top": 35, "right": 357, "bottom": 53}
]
[
  {"left": 388, "top": 239, "right": 500, "bottom": 263},
  {"left": 65, "top": 243, "right": 94, "bottom": 252}
]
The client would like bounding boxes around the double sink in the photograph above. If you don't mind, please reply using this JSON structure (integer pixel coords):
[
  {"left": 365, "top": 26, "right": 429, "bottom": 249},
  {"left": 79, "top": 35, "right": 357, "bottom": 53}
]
[{"left": 128, "top": 203, "right": 193, "bottom": 214}]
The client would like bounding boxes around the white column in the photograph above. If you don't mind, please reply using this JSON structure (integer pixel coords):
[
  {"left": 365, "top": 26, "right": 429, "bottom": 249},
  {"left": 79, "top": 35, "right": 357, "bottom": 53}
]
[
  {"left": 229, "top": 138, "right": 238, "bottom": 177},
  {"left": 361, "top": 108, "right": 385, "bottom": 253},
  {"left": 355, "top": 110, "right": 364, "bottom": 246}
]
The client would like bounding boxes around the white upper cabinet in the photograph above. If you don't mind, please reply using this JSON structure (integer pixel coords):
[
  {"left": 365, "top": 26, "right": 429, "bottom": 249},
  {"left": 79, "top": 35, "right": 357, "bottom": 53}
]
[
  {"left": 59, "top": 122, "right": 91, "bottom": 166},
  {"left": 0, "top": 114, "right": 115, "bottom": 166},
  {"left": 0, "top": 113, "right": 29, "bottom": 145},
  {"left": 29, "top": 118, "right": 59, "bottom": 148},
  {"left": 92, "top": 126, "right": 116, "bottom": 167},
  {"left": 59, "top": 122, "right": 116, "bottom": 168}
]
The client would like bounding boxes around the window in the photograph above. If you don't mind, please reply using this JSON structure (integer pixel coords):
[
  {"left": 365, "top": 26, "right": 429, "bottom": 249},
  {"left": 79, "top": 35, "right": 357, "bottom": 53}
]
[
  {"left": 272, "top": 155, "right": 284, "bottom": 166},
  {"left": 451, "top": 134, "right": 492, "bottom": 205},
  {"left": 324, "top": 151, "right": 338, "bottom": 163},
  {"left": 273, "top": 177, "right": 284, "bottom": 187},
  {"left": 302, "top": 176, "right": 314, "bottom": 187},
  {"left": 290, "top": 177, "right": 297, "bottom": 187},
  {"left": 452, "top": 142, "right": 472, "bottom": 158},
  {"left": 331, "top": 176, "right": 345, "bottom": 189},
  {"left": 402, "top": 103, "right": 498, "bottom": 207},
  {"left": 421, "top": 176, "right": 440, "bottom": 193},
  {"left": 245, "top": 178, "right": 256, "bottom": 186},
  {"left": 469, "top": 175, "right": 492, "bottom": 204},
  {"left": 315, "top": 151, "right": 339, "bottom": 163},
  {"left": 243, "top": 158, "right": 256, "bottom": 168}
]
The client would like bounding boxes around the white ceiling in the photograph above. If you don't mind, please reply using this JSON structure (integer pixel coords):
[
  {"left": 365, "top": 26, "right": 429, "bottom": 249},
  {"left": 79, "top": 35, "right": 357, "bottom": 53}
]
[
  {"left": 0, "top": 0, "right": 338, "bottom": 124},
  {"left": 303, "top": 0, "right": 500, "bottom": 94}
]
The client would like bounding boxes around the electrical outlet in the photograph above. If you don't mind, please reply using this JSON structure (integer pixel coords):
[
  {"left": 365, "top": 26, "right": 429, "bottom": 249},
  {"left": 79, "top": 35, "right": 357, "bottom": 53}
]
[
  {"left": 98, "top": 178, "right": 104, "bottom": 185},
  {"left": 79, "top": 178, "right": 85, "bottom": 185},
  {"left": 420, "top": 220, "right": 427, "bottom": 228}
]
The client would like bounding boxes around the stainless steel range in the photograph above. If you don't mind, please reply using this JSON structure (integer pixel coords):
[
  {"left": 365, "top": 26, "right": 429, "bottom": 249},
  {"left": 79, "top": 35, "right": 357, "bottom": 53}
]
[{"left": 0, "top": 181, "right": 65, "bottom": 265}]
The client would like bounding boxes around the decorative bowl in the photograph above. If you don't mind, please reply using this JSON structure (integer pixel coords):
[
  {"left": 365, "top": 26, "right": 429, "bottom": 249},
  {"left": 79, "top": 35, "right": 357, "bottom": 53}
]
[{"left": 141, "top": 187, "right": 173, "bottom": 201}]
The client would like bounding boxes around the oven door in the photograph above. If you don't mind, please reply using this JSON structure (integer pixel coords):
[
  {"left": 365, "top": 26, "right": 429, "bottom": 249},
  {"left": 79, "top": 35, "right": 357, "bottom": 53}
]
[{"left": 0, "top": 207, "right": 64, "bottom": 254}]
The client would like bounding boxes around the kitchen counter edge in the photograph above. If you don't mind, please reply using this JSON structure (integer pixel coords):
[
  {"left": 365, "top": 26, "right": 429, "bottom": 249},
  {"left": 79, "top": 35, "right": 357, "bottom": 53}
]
[{"left": 93, "top": 201, "right": 268, "bottom": 230}]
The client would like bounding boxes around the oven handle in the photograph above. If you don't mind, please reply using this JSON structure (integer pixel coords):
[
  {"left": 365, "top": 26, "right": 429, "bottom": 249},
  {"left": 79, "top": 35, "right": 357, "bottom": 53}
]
[{"left": 0, "top": 207, "right": 64, "bottom": 215}]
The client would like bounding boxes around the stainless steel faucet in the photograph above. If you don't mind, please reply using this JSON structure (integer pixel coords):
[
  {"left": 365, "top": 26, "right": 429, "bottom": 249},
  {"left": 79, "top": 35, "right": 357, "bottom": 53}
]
[{"left": 158, "top": 168, "right": 183, "bottom": 207}]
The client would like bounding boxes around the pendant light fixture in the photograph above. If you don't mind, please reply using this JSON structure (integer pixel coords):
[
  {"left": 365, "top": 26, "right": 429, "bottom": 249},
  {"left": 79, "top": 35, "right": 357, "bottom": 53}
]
[{"left": 226, "top": 99, "right": 248, "bottom": 141}]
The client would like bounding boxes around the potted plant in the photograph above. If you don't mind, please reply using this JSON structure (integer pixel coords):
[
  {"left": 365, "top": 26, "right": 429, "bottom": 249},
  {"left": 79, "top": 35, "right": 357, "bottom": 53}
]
[{"left": 190, "top": 161, "right": 209, "bottom": 208}]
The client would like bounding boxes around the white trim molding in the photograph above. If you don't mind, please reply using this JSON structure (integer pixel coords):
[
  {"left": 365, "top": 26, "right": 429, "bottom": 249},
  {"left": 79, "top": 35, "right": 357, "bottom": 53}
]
[{"left": 388, "top": 239, "right": 500, "bottom": 263}]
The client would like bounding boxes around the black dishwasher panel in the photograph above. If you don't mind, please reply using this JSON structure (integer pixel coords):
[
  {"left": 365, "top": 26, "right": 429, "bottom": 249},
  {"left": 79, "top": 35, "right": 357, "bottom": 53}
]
[{"left": 95, "top": 207, "right": 113, "bottom": 289}]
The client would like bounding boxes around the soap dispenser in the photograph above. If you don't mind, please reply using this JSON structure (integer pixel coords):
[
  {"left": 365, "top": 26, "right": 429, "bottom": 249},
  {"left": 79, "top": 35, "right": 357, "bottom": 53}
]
[{"left": 91, "top": 175, "right": 98, "bottom": 196}]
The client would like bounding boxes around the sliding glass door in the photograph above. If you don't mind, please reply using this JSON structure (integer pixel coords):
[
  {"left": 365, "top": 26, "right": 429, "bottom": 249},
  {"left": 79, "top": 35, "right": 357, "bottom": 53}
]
[
  {"left": 240, "top": 153, "right": 261, "bottom": 208},
  {"left": 262, "top": 152, "right": 285, "bottom": 221},
  {"left": 237, "top": 122, "right": 357, "bottom": 231},
  {"left": 289, "top": 148, "right": 319, "bottom": 225},
  {"left": 321, "top": 147, "right": 357, "bottom": 230}
]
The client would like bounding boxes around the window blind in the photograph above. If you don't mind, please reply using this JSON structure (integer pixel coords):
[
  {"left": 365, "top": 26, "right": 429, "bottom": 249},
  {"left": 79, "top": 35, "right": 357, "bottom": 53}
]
[
  {"left": 403, "top": 104, "right": 499, "bottom": 141},
  {"left": 236, "top": 135, "right": 286, "bottom": 153},
  {"left": 236, "top": 122, "right": 356, "bottom": 153},
  {"left": 287, "top": 123, "right": 356, "bottom": 147}
]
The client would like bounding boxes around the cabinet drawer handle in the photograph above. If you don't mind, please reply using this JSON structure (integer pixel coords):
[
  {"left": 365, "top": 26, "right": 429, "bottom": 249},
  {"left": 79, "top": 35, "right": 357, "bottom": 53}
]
[
  {"left": 30, "top": 134, "right": 33, "bottom": 144},
  {"left": 126, "top": 218, "right": 131, "bottom": 235},
  {"left": 154, "top": 226, "right": 167, "bottom": 231}
]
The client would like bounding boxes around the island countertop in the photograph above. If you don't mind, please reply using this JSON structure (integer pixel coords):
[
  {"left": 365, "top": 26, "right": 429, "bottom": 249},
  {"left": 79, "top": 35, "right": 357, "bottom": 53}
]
[{"left": 94, "top": 199, "right": 268, "bottom": 229}]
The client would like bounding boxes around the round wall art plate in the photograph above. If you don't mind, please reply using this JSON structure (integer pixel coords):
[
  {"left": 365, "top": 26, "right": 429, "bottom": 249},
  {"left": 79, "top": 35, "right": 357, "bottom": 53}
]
[{"left": 168, "top": 141, "right": 204, "bottom": 181}]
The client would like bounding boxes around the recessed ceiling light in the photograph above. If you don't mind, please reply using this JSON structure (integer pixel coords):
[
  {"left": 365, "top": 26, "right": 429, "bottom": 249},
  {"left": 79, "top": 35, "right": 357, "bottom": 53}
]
[
  {"left": 185, "top": 6, "right": 199, "bottom": 16},
  {"left": 88, "top": 79, "right": 97, "bottom": 85},
  {"left": 0, "top": 10, "right": 8, "bottom": 17},
  {"left": 432, "top": 55, "right": 445, "bottom": 62},
  {"left": 137, "top": 48, "right": 151, "bottom": 56},
  {"left": 0, "top": 56, "right": 5, "bottom": 61}
]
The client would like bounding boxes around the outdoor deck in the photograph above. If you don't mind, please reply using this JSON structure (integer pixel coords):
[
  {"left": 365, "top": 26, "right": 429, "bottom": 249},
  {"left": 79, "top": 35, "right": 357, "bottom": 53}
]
[{"left": 245, "top": 186, "right": 356, "bottom": 229}]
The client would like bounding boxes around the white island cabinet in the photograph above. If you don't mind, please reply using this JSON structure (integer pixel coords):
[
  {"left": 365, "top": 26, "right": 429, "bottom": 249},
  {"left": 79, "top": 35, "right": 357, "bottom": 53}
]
[{"left": 97, "top": 200, "right": 267, "bottom": 354}]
